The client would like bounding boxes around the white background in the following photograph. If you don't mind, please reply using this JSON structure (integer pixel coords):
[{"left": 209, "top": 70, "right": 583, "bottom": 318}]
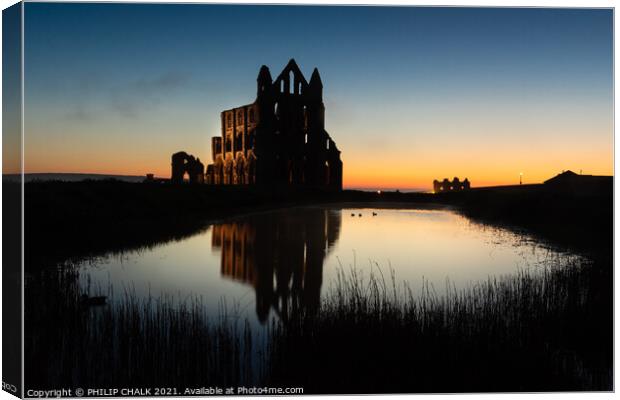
[{"left": 0, "top": 0, "right": 616, "bottom": 399}]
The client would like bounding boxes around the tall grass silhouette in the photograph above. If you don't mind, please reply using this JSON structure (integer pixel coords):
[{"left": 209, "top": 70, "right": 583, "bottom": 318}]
[{"left": 26, "top": 255, "right": 611, "bottom": 392}]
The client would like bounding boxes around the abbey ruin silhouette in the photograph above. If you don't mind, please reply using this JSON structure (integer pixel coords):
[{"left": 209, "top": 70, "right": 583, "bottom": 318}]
[
  {"left": 170, "top": 151, "right": 204, "bottom": 184},
  {"left": 171, "top": 59, "right": 343, "bottom": 190}
]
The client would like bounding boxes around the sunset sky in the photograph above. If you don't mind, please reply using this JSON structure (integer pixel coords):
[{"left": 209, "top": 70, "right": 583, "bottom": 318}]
[{"left": 20, "top": 4, "right": 613, "bottom": 190}]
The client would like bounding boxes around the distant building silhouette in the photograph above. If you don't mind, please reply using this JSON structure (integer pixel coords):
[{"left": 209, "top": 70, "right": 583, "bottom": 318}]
[
  {"left": 204, "top": 59, "right": 343, "bottom": 190},
  {"left": 544, "top": 170, "right": 612, "bottom": 193},
  {"left": 144, "top": 173, "right": 168, "bottom": 184},
  {"left": 433, "top": 177, "right": 470, "bottom": 193},
  {"left": 171, "top": 151, "right": 204, "bottom": 184}
]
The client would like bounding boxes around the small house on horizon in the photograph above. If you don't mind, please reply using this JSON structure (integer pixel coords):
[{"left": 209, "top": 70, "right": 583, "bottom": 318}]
[{"left": 543, "top": 170, "right": 612, "bottom": 194}]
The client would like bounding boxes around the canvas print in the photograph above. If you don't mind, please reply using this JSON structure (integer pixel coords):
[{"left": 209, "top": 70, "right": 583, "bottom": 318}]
[{"left": 2, "top": 2, "right": 614, "bottom": 397}]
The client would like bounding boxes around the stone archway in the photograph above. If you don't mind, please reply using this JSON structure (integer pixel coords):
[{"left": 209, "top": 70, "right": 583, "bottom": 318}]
[
  {"left": 171, "top": 151, "right": 205, "bottom": 184},
  {"left": 246, "top": 154, "right": 256, "bottom": 185},
  {"left": 213, "top": 159, "right": 224, "bottom": 184},
  {"left": 235, "top": 157, "right": 246, "bottom": 185},
  {"left": 224, "top": 160, "right": 234, "bottom": 185},
  {"left": 324, "top": 161, "right": 330, "bottom": 186}
]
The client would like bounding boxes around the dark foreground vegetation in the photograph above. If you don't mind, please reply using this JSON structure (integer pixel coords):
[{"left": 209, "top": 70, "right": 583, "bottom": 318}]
[
  {"left": 267, "top": 259, "right": 612, "bottom": 392},
  {"left": 23, "top": 180, "right": 346, "bottom": 269},
  {"left": 26, "top": 267, "right": 256, "bottom": 389},
  {"left": 26, "top": 256, "right": 611, "bottom": 392},
  {"left": 435, "top": 184, "right": 613, "bottom": 257},
  {"left": 21, "top": 179, "right": 612, "bottom": 393}
]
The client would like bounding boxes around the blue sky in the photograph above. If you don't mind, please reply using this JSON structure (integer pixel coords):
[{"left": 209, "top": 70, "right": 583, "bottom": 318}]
[{"left": 22, "top": 4, "right": 613, "bottom": 189}]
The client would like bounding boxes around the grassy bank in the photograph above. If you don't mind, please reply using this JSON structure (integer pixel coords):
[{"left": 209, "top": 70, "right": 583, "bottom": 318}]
[
  {"left": 23, "top": 181, "right": 355, "bottom": 269},
  {"left": 22, "top": 179, "right": 612, "bottom": 270},
  {"left": 25, "top": 255, "right": 612, "bottom": 392},
  {"left": 434, "top": 185, "right": 613, "bottom": 256}
]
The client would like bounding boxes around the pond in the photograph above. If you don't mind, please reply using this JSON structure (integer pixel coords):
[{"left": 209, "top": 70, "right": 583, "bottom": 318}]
[{"left": 78, "top": 205, "right": 582, "bottom": 327}]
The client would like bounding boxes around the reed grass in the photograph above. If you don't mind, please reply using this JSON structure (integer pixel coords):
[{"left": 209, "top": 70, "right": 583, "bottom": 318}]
[
  {"left": 266, "top": 258, "right": 612, "bottom": 392},
  {"left": 25, "top": 267, "right": 257, "bottom": 389},
  {"left": 25, "top": 255, "right": 611, "bottom": 393}
]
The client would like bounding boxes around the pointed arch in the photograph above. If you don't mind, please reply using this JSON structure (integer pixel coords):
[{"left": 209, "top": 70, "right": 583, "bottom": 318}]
[
  {"left": 324, "top": 161, "right": 330, "bottom": 186},
  {"left": 235, "top": 157, "right": 245, "bottom": 185},
  {"left": 246, "top": 153, "right": 256, "bottom": 185},
  {"left": 213, "top": 158, "right": 224, "bottom": 185},
  {"left": 224, "top": 159, "right": 234, "bottom": 185}
]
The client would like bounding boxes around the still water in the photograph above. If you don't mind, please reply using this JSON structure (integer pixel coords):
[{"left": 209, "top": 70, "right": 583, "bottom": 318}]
[{"left": 79, "top": 206, "right": 579, "bottom": 326}]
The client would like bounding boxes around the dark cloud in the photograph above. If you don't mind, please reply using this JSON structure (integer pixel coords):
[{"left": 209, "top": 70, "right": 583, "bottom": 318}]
[
  {"left": 64, "top": 105, "right": 94, "bottom": 122},
  {"left": 130, "top": 72, "right": 190, "bottom": 96},
  {"left": 63, "top": 71, "right": 191, "bottom": 121},
  {"left": 108, "top": 71, "right": 191, "bottom": 119},
  {"left": 109, "top": 96, "right": 140, "bottom": 119}
]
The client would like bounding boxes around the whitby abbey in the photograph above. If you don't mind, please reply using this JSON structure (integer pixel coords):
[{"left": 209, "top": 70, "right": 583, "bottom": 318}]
[{"left": 171, "top": 59, "right": 343, "bottom": 190}]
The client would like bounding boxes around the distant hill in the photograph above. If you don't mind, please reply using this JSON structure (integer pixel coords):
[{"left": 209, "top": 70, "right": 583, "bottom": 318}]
[{"left": 3, "top": 173, "right": 148, "bottom": 183}]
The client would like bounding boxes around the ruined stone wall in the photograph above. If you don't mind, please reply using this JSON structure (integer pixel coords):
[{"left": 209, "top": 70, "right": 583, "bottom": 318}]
[
  {"left": 171, "top": 151, "right": 204, "bottom": 184},
  {"left": 204, "top": 60, "right": 342, "bottom": 191},
  {"left": 433, "top": 178, "right": 471, "bottom": 193}
]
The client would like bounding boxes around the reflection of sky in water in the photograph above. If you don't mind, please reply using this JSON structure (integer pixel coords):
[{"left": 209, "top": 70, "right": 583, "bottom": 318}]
[
  {"left": 79, "top": 206, "right": 581, "bottom": 328},
  {"left": 325, "top": 208, "right": 568, "bottom": 291}
]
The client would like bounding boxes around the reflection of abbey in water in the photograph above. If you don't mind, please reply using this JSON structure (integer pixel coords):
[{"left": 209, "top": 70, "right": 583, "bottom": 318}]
[
  {"left": 211, "top": 208, "right": 342, "bottom": 322},
  {"left": 171, "top": 59, "right": 343, "bottom": 190}
]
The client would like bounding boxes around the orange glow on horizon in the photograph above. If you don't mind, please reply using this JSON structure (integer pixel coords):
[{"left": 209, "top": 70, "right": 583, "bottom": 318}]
[
  {"left": 21, "top": 161, "right": 614, "bottom": 191},
  {"left": 21, "top": 124, "right": 613, "bottom": 190}
]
